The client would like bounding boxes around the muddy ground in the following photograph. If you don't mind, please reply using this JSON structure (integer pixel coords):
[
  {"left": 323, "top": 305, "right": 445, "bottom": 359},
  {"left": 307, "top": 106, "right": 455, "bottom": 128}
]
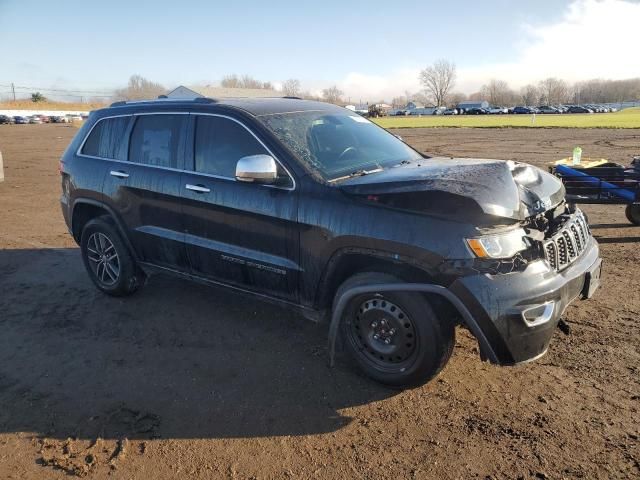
[{"left": 0, "top": 124, "right": 638, "bottom": 479}]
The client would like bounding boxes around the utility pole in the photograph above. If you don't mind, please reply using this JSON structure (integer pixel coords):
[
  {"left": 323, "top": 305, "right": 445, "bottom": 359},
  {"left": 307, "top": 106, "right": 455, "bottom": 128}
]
[{"left": 11, "top": 83, "right": 15, "bottom": 101}]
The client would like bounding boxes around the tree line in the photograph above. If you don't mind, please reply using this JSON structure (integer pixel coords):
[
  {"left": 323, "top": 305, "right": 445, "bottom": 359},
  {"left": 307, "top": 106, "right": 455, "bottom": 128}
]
[
  {"left": 414, "top": 60, "right": 640, "bottom": 108},
  {"left": 109, "top": 70, "right": 640, "bottom": 107}
]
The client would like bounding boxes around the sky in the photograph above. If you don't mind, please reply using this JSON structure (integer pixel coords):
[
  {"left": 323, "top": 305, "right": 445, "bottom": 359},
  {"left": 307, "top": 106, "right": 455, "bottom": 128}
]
[{"left": 0, "top": 0, "right": 639, "bottom": 102}]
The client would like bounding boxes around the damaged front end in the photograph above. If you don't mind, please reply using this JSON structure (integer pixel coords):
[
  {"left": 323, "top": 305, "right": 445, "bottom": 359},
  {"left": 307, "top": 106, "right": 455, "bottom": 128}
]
[
  {"left": 339, "top": 157, "right": 601, "bottom": 365},
  {"left": 340, "top": 157, "right": 574, "bottom": 274}
]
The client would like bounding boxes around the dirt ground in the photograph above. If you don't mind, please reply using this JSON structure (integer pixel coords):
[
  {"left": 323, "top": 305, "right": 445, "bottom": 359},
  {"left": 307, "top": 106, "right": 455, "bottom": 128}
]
[{"left": 0, "top": 124, "right": 638, "bottom": 479}]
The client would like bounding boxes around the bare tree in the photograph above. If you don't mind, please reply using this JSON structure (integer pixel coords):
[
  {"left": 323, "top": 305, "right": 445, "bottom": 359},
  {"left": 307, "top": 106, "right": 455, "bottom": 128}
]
[
  {"left": 571, "top": 77, "right": 640, "bottom": 104},
  {"left": 241, "top": 75, "right": 263, "bottom": 89},
  {"left": 447, "top": 91, "right": 468, "bottom": 107},
  {"left": 419, "top": 59, "right": 456, "bottom": 107},
  {"left": 520, "top": 84, "right": 540, "bottom": 106},
  {"left": 221, "top": 74, "right": 241, "bottom": 88},
  {"left": 480, "top": 79, "right": 516, "bottom": 106},
  {"left": 391, "top": 96, "right": 406, "bottom": 108},
  {"left": 282, "top": 79, "right": 301, "bottom": 97},
  {"left": 322, "top": 85, "right": 344, "bottom": 104},
  {"left": 114, "top": 75, "right": 165, "bottom": 100},
  {"left": 408, "top": 92, "right": 430, "bottom": 107},
  {"left": 538, "top": 77, "right": 568, "bottom": 105},
  {"left": 221, "top": 74, "right": 274, "bottom": 90}
]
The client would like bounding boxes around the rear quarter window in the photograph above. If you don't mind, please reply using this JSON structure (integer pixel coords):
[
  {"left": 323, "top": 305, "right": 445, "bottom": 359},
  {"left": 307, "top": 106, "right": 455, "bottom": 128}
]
[
  {"left": 81, "top": 116, "right": 130, "bottom": 160},
  {"left": 129, "top": 114, "right": 185, "bottom": 169}
]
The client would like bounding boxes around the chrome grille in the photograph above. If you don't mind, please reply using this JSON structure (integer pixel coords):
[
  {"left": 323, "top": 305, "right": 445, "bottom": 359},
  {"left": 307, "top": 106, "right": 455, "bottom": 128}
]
[{"left": 543, "top": 212, "right": 590, "bottom": 271}]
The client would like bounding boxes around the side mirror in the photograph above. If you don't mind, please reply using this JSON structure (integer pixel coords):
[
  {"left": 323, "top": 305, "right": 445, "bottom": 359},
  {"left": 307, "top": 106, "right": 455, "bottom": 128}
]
[{"left": 235, "top": 154, "right": 277, "bottom": 184}]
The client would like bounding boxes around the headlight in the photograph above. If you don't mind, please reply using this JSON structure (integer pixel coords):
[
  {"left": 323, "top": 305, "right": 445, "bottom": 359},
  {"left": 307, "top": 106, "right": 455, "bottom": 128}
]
[{"left": 466, "top": 229, "right": 528, "bottom": 259}]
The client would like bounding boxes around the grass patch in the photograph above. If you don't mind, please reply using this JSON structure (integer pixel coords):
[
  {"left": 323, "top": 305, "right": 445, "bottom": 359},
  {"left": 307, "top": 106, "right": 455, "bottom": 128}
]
[
  {"left": 373, "top": 107, "right": 640, "bottom": 129},
  {"left": 0, "top": 100, "right": 106, "bottom": 111}
]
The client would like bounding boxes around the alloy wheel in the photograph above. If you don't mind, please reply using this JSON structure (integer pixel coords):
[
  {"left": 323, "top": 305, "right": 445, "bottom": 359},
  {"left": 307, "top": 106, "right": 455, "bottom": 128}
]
[{"left": 86, "top": 232, "right": 120, "bottom": 286}]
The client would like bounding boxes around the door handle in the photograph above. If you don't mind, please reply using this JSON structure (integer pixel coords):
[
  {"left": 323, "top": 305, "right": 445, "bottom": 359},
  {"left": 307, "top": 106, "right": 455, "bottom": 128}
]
[
  {"left": 185, "top": 184, "right": 211, "bottom": 193},
  {"left": 110, "top": 170, "right": 129, "bottom": 178}
]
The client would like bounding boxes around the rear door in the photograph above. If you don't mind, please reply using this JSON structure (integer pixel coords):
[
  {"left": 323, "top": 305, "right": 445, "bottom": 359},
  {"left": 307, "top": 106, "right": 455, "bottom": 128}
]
[
  {"left": 181, "top": 114, "right": 300, "bottom": 301},
  {"left": 101, "top": 112, "right": 189, "bottom": 271}
]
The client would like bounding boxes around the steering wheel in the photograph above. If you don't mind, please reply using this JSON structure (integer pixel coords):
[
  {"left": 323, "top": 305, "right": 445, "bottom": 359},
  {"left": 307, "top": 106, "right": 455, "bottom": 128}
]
[{"left": 338, "top": 146, "right": 358, "bottom": 161}]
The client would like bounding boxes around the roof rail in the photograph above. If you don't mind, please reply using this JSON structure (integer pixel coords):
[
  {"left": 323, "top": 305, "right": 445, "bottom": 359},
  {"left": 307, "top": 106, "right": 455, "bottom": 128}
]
[
  {"left": 193, "top": 97, "right": 218, "bottom": 104},
  {"left": 110, "top": 96, "right": 218, "bottom": 107},
  {"left": 282, "top": 96, "right": 302, "bottom": 100}
]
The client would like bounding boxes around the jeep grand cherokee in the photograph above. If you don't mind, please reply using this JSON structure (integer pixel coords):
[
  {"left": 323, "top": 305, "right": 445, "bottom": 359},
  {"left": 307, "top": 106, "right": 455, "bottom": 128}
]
[{"left": 60, "top": 97, "right": 602, "bottom": 387}]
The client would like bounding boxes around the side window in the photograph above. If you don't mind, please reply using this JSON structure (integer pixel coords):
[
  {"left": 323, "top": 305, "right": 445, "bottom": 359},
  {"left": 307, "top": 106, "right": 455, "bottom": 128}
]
[
  {"left": 129, "top": 114, "right": 185, "bottom": 168},
  {"left": 81, "top": 116, "right": 130, "bottom": 160},
  {"left": 194, "top": 116, "right": 269, "bottom": 178}
]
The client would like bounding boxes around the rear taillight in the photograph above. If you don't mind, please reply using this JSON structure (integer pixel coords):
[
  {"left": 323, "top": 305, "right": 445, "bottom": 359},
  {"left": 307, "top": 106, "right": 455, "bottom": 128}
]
[{"left": 58, "top": 160, "right": 65, "bottom": 175}]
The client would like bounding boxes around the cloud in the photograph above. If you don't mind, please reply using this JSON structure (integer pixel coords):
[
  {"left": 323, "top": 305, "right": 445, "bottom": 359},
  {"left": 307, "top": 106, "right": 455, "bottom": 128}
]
[{"left": 333, "top": 0, "right": 640, "bottom": 100}]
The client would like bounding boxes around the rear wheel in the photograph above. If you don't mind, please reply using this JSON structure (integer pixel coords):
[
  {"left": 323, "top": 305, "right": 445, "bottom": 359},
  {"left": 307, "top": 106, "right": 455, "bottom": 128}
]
[
  {"left": 336, "top": 272, "right": 455, "bottom": 388},
  {"left": 625, "top": 204, "right": 640, "bottom": 225},
  {"left": 80, "top": 217, "right": 143, "bottom": 296}
]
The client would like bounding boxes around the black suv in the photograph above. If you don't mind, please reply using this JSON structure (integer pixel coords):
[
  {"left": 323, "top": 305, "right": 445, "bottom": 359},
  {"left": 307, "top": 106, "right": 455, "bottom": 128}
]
[{"left": 60, "top": 97, "right": 602, "bottom": 387}]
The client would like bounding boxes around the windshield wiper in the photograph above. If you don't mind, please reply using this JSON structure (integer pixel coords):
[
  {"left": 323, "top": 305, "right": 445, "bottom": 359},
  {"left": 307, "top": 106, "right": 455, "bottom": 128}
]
[{"left": 328, "top": 167, "right": 384, "bottom": 183}]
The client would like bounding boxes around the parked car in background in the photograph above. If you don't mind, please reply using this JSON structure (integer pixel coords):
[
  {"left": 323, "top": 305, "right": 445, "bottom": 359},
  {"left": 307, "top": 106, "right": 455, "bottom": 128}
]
[
  {"left": 0, "top": 115, "right": 14, "bottom": 124},
  {"left": 567, "top": 106, "right": 592, "bottom": 114},
  {"left": 488, "top": 107, "right": 508, "bottom": 114},
  {"left": 465, "top": 107, "right": 488, "bottom": 115},
  {"left": 13, "top": 116, "right": 28, "bottom": 124},
  {"left": 443, "top": 108, "right": 458, "bottom": 115},
  {"left": 29, "top": 116, "right": 43, "bottom": 124},
  {"left": 66, "top": 114, "right": 84, "bottom": 122},
  {"left": 39, "top": 115, "right": 51, "bottom": 123},
  {"left": 537, "top": 106, "right": 559, "bottom": 114},
  {"left": 512, "top": 106, "right": 534, "bottom": 114}
]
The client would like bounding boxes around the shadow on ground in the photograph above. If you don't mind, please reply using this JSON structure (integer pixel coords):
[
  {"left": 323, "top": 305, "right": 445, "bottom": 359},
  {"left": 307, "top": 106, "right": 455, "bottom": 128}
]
[{"left": 0, "top": 248, "right": 396, "bottom": 441}]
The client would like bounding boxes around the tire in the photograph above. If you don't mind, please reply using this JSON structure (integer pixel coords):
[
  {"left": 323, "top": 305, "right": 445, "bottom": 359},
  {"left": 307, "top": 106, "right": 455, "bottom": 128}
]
[
  {"left": 80, "top": 216, "right": 143, "bottom": 297},
  {"left": 625, "top": 204, "right": 640, "bottom": 226},
  {"left": 335, "top": 272, "right": 455, "bottom": 388}
]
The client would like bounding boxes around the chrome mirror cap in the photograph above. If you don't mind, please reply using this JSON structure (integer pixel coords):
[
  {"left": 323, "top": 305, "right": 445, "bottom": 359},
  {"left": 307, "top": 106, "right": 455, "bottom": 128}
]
[{"left": 236, "top": 154, "right": 278, "bottom": 184}]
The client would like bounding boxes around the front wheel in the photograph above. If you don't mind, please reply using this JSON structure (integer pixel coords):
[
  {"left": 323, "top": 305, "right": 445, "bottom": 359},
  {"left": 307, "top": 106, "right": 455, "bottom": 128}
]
[
  {"left": 625, "top": 204, "right": 640, "bottom": 225},
  {"left": 80, "top": 217, "right": 143, "bottom": 296},
  {"left": 336, "top": 272, "right": 455, "bottom": 388}
]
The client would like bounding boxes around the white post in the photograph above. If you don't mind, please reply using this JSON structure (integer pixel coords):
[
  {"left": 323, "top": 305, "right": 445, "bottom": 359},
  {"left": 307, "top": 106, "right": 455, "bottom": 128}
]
[{"left": 0, "top": 151, "right": 4, "bottom": 182}]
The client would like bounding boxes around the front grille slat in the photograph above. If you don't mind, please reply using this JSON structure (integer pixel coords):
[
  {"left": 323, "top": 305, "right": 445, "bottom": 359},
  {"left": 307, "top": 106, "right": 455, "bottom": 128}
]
[{"left": 543, "top": 212, "right": 590, "bottom": 272}]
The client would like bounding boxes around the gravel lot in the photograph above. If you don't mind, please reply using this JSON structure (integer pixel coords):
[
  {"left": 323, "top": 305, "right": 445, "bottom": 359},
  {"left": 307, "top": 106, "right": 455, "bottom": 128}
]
[{"left": 0, "top": 124, "right": 638, "bottom": 479}]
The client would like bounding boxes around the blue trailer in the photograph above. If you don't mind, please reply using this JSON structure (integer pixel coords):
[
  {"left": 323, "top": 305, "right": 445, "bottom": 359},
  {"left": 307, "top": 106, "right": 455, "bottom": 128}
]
[{"left": 549, "top": 157, "right": 640, "bottom": 225}]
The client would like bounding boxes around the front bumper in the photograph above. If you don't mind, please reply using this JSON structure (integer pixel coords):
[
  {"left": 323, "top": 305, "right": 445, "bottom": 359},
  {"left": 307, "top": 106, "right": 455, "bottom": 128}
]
[{"left": 449, "top": 237, "right": 601, "bottom": 365}]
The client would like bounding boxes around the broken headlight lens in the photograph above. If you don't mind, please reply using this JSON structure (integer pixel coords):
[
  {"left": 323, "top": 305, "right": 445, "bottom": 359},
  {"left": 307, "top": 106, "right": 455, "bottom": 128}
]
[{"left": 466, "top": 229, "right": 528, "bottom": 259}]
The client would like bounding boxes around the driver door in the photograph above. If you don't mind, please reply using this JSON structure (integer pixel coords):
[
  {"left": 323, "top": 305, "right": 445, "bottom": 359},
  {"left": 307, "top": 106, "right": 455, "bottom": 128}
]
[{"left": 180, "top": 114, "right": 300, "bottom": 301}]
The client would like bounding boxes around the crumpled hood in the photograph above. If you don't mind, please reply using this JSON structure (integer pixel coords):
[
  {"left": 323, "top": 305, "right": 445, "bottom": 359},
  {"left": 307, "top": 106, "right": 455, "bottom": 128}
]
[{"left": 338, "top": 157, "right": 565, "bottom": 221}]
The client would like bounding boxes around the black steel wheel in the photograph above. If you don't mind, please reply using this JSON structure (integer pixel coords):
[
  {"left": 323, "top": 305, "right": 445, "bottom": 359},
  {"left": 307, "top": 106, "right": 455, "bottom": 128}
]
[
  {"left": 625, "top": 204, "right": 640, "bottom": 226},
  {"left": 346, "top": 297, "right": 418, "bottom": 371},
  {"left": 336, "top": 272, "right": 455, "bottom": 388},
  {"left": 80, "top": 216, "right": 143, "bottom": 297}
]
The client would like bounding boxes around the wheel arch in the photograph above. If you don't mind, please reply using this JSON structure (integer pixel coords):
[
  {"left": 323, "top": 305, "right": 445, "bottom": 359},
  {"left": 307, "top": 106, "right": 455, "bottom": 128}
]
[
  {"left": 315, "top": 248, "right": 440, "bottom": 311},
  {"left": 71, "top": 198, "right": 139, "bottom": 260},
  {"left": 327, "top": 282, "right": 500, "bottom": 367}
]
